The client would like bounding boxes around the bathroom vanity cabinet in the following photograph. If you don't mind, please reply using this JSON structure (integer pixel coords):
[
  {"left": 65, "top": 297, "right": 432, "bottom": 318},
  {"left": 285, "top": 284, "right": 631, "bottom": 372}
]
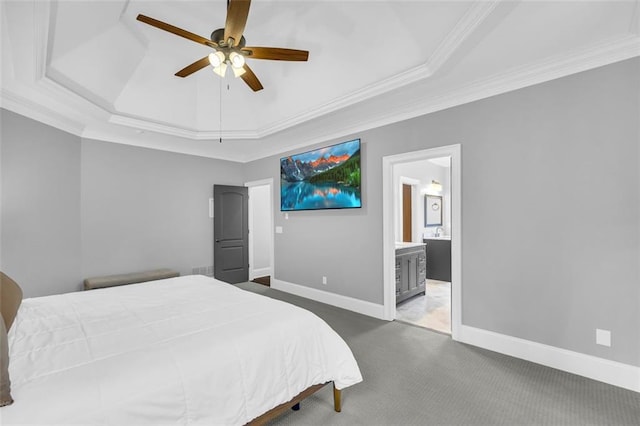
[
  {"left": 423, "top": 238, "right": 451, "bottom": 282},
  {"left": 395, "top": 244, "right": 426, "bottom": 304}
]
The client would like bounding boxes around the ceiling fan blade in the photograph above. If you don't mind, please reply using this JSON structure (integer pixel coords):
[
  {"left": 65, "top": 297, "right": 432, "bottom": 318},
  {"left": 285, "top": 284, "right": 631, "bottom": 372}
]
[
  {"left": 240, "top": 64, "right": 263, "bottom": 92},
  {"left": 137, "top": 14, "right": 216, "bottom": 48},
  {"left": 241, "top": 46, "right": 309, "bottom": 61},
  {"left": 175, "top": 56, "right": 211, "bottom": 78},
  {"left": 224, "top": 0, "right": 251, "bottom": 46}
]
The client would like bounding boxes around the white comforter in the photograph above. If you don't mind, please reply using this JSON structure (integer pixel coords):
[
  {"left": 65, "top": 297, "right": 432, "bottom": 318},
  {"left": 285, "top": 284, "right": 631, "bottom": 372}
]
[{"left": 2, "top": 275, "right": 362, "bottom": 425}]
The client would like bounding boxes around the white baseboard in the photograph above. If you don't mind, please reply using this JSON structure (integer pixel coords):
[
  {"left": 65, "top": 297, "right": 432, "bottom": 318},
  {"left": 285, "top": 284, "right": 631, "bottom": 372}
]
[
  {"left": 250, "top": 267, "right": 271, "bottom": 280},
  {"left": 271, "top": 279, "right": 386, "bottom": 320},
  {"left": 269, "top": 280, "right": 639, "bottom": 393},
  {"left": 458, "top": 325, "right": 640, "bottom": 393}
]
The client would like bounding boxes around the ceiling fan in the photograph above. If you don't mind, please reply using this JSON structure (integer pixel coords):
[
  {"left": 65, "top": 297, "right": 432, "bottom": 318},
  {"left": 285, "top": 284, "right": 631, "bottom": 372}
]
[{"left": 136, "top": 0, "right": 309, "bottom": 92}]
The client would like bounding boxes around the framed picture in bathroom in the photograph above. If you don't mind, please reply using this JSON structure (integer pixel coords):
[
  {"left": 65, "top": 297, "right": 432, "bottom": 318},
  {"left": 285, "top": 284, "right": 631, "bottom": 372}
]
[{"left": 425, "top": 195, "right": 442, "bottom": 226}]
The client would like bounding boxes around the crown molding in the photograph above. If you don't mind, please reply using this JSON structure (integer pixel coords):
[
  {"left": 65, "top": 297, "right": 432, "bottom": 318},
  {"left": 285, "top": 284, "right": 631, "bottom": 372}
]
[
  {"left": 255, "top": 0, "right": 501, "bottom": 138},
  {"left": 33, "top": 0, "right": 51, "bottom": 82},
  {"left": 256, "top": 63, "right": 432, "bottom": 138},
  {"left": 28, "top": 0, "right": 499, "bottom": 141},
  {"left": 241, "top": 34, "right": 640, "bottom": 163},
  {"left": 0, "top": 88, "right": 85, "bottom": 136},
  {"left": 108, "top": 30, "right": 639, "bottom": 155},
  {"left": 426, "top": 0, "right": 502, "bottom": 73},
  {"left": 79, "top": 127, "right": 245, "bottom": 163},
  {"left": 108, "top": 114, "right": 259, "bottom": 140},
  {"left": 5, "top": 32, "right": 638, "bottom": 164},
  {"left": 5, "top": 1, "right": 638, "bottom": 163},
  {"left": 393, "top": 33, "right": 640, "bottom": 124}
]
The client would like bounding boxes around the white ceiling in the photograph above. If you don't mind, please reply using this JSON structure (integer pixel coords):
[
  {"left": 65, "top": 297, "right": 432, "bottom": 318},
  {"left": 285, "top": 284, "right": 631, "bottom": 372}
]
[{"left": 2, "top": 1, "right": 639, "bottom": 162}]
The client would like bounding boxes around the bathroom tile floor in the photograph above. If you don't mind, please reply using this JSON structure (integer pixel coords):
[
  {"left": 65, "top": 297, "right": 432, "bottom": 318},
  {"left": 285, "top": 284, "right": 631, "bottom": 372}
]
[{"left": 396, "top": 279, "right": 451, "bottom": 334}]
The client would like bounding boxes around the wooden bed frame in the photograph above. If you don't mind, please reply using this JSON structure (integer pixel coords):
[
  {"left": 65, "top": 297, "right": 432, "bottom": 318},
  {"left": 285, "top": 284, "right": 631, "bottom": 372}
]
[{"left": 248, "top": 382, "right": 341, "bottom": 425}]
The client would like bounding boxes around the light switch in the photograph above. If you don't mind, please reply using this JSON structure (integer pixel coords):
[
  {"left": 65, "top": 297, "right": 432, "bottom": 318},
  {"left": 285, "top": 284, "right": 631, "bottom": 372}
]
[{"left": 275, "top": 226, "right": 283, "bottom": 234}]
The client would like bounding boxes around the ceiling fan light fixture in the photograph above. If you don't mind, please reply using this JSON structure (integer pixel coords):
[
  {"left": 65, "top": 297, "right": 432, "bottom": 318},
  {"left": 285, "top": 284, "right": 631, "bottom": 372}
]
[
  {"left": 229, "top": 51, "right": 245, "bottom": 68},
  {"left": 232, "top": 66, "right": 246, "bottom": 78},
  {"left": 208, "top": 51, "right": 225, "bottom": 68},
  {"left": 212, "top": 62, "right": 228, "bottom": 77}
]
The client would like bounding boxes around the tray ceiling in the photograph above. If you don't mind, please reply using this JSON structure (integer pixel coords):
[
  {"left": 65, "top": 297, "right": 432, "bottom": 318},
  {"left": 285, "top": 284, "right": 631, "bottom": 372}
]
[{"left": 1, "top": 1, "right": 639, "bottom": 162}]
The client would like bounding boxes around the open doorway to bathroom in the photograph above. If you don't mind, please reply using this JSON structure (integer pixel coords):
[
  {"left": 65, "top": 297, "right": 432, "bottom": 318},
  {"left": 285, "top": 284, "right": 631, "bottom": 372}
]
[
  {"left": 394, "top": 158, "right": 452, "bottom": 334},
  {"left": 246, "top": 179, "right": 274, "bottom": 287},
  {"left": 382, "top": 144, "right": 461, "bottom": 339}
]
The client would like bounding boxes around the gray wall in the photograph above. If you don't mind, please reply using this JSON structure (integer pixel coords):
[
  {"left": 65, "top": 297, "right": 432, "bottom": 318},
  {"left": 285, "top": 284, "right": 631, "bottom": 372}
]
[
  {"left": 1, "top": 110, "right": 82, "bottom": 297},
  {"left": 245, "top": 151, "right": 376, "bottom": 302},
  {"left": 1, "top": 109, "right": 244, "bottom": 297},
  {"left": 244, "top": 58, "right": 640, "bottom": 366},
  {"left": 80, "top": 139, "right": 243, "bottom": 281},
  {"left": 2, "top": 58, "right": 638, "bottom": 366}
]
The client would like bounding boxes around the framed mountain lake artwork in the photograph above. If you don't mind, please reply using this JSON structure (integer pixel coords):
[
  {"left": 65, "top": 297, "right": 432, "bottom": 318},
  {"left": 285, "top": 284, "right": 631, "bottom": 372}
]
[{"left": 280, "top": 139, "right": 361, "bottom": 211}]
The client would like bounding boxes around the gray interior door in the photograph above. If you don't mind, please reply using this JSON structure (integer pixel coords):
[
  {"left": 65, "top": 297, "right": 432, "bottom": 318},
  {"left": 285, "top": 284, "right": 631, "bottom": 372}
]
[{"left": 213, "top": 185, "right": 249, "bottom": 283}]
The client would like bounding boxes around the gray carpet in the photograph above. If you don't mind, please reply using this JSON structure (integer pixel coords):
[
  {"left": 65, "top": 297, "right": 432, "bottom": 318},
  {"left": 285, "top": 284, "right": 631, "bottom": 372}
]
[{"left": 236, "top": 281, "right": 640, "bottom": 425}]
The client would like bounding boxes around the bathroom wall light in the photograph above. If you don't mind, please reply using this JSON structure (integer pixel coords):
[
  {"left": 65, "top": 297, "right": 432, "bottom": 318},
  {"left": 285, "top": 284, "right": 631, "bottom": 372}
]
[{"left": 429, "top": 180, "right": 443, "bottom": 193}]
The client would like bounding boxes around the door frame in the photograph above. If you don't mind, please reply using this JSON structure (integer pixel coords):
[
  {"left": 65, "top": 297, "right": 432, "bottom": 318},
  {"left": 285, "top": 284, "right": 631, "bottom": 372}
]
[
  {"left": 245, "top": 178, "right": 274, "bottom": 281},
  {"left": 382, "top": 144, "right": 462, "bottom": 340}
]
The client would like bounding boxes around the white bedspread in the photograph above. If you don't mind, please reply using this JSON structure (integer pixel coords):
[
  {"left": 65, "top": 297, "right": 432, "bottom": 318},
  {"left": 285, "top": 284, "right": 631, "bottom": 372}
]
[{"left": 1, "top": 275, "right": 362, "bottom": 425}]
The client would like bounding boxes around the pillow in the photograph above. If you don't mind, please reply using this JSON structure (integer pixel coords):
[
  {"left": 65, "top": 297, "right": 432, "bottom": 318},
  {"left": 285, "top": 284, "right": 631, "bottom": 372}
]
[
  {"left": 1, "top": 317, "right": 12, "bottom": 407},
  {"left": 1, "top": 272, "right": 23, "bottom": 407}
]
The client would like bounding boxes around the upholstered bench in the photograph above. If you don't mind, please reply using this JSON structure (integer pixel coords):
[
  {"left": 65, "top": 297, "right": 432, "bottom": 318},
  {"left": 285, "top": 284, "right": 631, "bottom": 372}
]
[{"left": 83, "top": 268, "right": 180, "bottom": 290}]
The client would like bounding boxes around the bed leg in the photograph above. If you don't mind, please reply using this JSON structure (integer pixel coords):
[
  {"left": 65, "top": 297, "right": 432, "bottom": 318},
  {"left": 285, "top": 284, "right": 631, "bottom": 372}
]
[
  {"left": 291, "top": 403, "right": 300, "bottom": 411},
  {"left": 333, "top": 383, "right": 342, "bottom": 413}
]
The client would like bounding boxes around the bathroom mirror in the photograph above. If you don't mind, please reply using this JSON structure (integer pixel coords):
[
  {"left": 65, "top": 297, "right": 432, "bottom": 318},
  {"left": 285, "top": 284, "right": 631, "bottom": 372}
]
[{"left": 425, "top": 195, "right": 442, "bottom": 226}]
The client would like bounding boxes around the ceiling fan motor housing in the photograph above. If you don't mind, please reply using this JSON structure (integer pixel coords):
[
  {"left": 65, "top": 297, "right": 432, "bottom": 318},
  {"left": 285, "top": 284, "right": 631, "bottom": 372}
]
[{"left": 211, "top": 28, "right": 246, "bottom": 48}]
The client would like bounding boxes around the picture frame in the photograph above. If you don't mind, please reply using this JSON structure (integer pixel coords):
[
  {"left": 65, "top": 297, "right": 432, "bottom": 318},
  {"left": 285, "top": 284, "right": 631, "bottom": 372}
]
[
  {"left": 425, "top": 195, "right": 443, "bottom": 226},
  {"left": 280, "top": 139, "right": 361, "bottom": 211}
]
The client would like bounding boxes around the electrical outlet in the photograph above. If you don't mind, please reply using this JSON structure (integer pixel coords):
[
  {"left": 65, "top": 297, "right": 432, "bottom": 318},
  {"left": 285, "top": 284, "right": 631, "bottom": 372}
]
[
  {"left": 275, "top": 226, "right": 283, "bottom": 234},
  {"left": 322, "top": 276, "right": 327, "bottom": 285},
  {"left": 596, "top": 329, "right": 611, "bottom": 347}
]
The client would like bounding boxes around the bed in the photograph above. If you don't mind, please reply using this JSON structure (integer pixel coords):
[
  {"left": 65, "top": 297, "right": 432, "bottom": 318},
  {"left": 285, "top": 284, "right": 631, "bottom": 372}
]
[{"left": 0, "top": 274, "right": 362, "bottom": 425}]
